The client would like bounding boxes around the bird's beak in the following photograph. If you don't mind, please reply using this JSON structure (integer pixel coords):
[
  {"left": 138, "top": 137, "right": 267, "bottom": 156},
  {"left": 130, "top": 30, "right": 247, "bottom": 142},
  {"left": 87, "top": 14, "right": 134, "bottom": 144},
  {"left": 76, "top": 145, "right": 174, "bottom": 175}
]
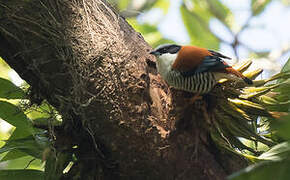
[{"left": 150, "top": 51, "right": 160, "bottom": 56}]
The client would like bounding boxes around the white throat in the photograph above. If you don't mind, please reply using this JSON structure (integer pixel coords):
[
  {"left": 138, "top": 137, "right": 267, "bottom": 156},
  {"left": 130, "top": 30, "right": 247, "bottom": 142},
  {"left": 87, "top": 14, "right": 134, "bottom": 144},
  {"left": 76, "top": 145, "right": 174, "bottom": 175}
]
[{"left": 156, "top": 53, "right": 177, "bottom": 78}]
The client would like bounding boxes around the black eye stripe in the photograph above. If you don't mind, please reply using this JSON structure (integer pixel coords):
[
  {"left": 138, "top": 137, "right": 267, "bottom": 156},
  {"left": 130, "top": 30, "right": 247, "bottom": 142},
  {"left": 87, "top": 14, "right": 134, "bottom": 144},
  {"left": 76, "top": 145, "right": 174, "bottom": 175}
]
[
  {"left": 161, "top": 49, "right": 168, "bottom": 53},
  {"left": 155, "top": 44, "right": 181, "bottom": 54},
  {"left": 156, "top": 48, "right": 167, "bottom": 53}
]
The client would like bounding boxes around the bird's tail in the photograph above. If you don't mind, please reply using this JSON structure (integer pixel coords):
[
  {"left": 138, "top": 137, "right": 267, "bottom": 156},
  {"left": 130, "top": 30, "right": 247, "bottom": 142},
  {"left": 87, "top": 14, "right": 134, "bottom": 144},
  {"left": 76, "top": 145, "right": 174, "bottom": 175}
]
[{"left": 225, "top": 67, "right": 253, "bottom": 84}]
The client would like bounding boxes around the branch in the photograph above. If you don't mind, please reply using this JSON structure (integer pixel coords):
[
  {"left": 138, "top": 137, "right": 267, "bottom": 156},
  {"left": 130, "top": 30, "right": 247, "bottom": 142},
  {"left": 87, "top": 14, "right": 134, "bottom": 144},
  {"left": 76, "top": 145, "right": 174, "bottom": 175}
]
[{"left": 0, "top": 0, "right": 247, "bottom": 179}]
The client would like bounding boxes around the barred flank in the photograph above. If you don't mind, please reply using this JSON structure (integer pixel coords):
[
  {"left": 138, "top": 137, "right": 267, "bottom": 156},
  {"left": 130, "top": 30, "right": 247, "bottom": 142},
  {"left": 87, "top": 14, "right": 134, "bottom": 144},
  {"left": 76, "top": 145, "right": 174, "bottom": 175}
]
[{"left": 166, "top": 70, "right": 217, "bottom": 94}]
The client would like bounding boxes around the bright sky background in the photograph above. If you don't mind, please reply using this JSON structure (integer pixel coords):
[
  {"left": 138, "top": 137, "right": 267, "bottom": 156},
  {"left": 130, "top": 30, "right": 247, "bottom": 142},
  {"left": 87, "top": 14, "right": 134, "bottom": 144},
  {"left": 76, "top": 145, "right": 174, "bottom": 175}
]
[{"left": 143, "top": 0, "right": 290, "bottom": 73}]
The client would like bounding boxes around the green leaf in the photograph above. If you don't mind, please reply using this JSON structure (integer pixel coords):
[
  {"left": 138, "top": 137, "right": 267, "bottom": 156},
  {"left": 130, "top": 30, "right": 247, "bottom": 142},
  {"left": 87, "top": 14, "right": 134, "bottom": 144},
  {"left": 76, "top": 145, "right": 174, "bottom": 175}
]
[
  {"left": 26, "top": 102, "right": 54, "bottom": 120},
  {"left": 9, "top": 128, "right": 31, "bottom": 140},
  {"left": 272, "top": 115, "right": 290, "bottom": 139},
  {"left": 258, "top": 95, "right": 290, "bottom": 112},
  {"left": 0, "top": 156, "right": 43, "bottom": 170},
  {"left": 0, "top": 134, "right": 48, "bottom": 159},
  {"left": 33, "top": 118, "right": 61, "bottom": 127},
  {"left": 251, "top": 0, "right": 272, "bottom": 16},
  {"left": 0, "top": 149, "right": 27, "bottom": 162},
  {"left": 228, "top": 99, "right": 272, "bottom": 117},
  {"left": 258, "top": 141, "right": 290, "bottom": 161},
  {"left": 118, "top": 0, "right": 130, "bottom": 10},
  {"left": 271, "top": 78, "right": 290, "bottom": 112},
  {"left": 180, "top": 4, "right": 219, "bottom": 49},
  {"left": 228, "top": 160, "right": 290, "bottom": 180},
  {"left": 0, "top": 58, "right": 11, "bottom": 79},
  {"left": 240, "top": 84, "right": 279, "bottom": 99},
  {"left": 232, "top": 60, "right": 253, "bottom": 73},
  {"left": 205, "top": 0, "right": 233, "bottom": 26},
  {"left": 0, "top": 169, "right": 44, "bottom": 180},
  {"left": 154, "top": 0, "right": 170, "bottom": 14},
  {"left": 243, "top": 69, "right": 264, "bottom": 80},
  {"left": 45, "top": 151, "right": 72, "bottom": 180},
  {"left": 126, "top": 19, "right": 158, "bottom": 34},
  {"left": 0, "top": 101, "right": 33, "bottom": 137},
  {"left": 107, "top": 0, "right": 131, "bottom": 11},
  {"left": 281, "top": 58, "right": 290, "bottom": 73},
  {"left": 0, "top": 78, "right": 25, "bottom": 99},
  {"left": 127, "top": 19, "right": 174, "bottom": 47}
]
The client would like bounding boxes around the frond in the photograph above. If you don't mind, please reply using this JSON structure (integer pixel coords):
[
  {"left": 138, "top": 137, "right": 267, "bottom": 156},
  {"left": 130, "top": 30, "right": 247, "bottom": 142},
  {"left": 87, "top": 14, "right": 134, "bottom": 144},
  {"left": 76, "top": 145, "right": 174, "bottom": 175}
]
[{"left": 209, "top": 60, "right": 290, "bottom": 158}]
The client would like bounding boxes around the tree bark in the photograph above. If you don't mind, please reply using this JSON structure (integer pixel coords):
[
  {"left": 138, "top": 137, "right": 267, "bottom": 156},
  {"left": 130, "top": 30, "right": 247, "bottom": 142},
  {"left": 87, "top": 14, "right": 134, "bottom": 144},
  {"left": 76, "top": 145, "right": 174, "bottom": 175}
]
[{"left": 0, "top": 0, "right": 247, "bottom": 179}]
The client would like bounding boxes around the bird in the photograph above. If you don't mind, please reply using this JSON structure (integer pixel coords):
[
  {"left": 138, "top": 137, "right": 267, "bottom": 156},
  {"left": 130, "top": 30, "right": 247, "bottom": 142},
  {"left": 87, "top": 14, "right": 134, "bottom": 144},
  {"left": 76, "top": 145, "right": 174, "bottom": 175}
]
[{"left": 150, "top": 44, "right": 253, "bottom": 94}]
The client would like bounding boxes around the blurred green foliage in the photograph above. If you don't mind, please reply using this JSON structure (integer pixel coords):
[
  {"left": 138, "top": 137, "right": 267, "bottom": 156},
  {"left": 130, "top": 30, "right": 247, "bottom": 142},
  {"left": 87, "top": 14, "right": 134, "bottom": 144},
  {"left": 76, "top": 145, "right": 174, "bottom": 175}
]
[
  {"left": 0, "top": 0, "right": 289, "bottom": 180},
  {"left": 180, "top": 4, "right": 219, "bottom": 49},
  {"left": 0, "top": 59, "right": 56, "bottom": 179},
  {"left": 226, "top": 57, "right": 290, "bottom": 179},
  {"left": 251, "top": 0, "right": 273, "bottom": 16}
]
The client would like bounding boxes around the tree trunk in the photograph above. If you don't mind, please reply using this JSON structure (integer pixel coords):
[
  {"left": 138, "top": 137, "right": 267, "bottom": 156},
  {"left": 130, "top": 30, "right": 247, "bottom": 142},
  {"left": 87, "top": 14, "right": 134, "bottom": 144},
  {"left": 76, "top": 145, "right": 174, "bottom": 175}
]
[{"left": 0, "top": 0, "right": 247, "bottom": 179}]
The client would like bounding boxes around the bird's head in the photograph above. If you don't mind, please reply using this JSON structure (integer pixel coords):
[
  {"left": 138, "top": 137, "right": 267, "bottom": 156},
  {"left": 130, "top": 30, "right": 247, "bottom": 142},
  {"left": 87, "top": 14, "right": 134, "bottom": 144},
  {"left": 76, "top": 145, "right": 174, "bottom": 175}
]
[
  {"left": 150, "top": 44, "right": 181, "bottom": 57},
  {"left": 149, "top": 44, "right": 182, "bottom": 76}
]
